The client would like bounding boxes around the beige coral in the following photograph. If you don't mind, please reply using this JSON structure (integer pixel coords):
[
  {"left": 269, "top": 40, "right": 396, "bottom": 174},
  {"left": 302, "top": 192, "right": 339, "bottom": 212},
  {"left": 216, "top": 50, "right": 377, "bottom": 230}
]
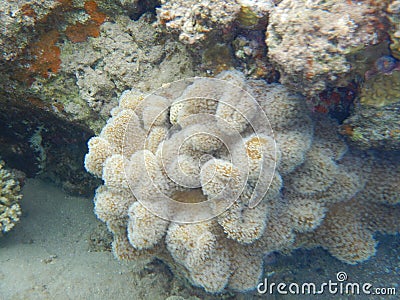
[
  {"left": 287, "top": 146, "right": 338, "bottom": 195},
  {"left": 112, "top": 234, "right": 157, "bottom": 263},
  {"left": 145, "top": 126, "right": 168, "bottom": 154},
  {"left": 166, "top": 222, "right": 231, "bottom": 293},
  {"left": 142, "top": 94, "right": 170, "bottom": 130},
  {"left": 358, "top": 154, "right": 400, "bottom": 205},
  {"left": 286, "top": 196, "right": 327, "bottom": 233},
  {"left": 217, "top": 195, "right": 269, "bottom": 244},
  {"left": 200, "top": 159, "right": 243, "bottom": 201},
  {"left": 166, "top": 221, "right": 217, "bottom": 269},
  {"left": 101, "top": 109, "right": 146, "bottom": 156},
  {"left": 127, "top": 202, "right": 169, "bottom": 250},
  {"left": 247, "top": 80, "right": 314, "bottom": 175},
  {"left": 275, "top": 129, "right": 313, "bottom": 175},
  {"left": 226, "top": 242, "right": 264, "bottom": 291},
  {"left": 102, "top": 154, "right": 130, "bottom": 191},
  {"left": 296, "top": 197, "right": 395, "bottom": 264},
  {"left": 94, "top": 186, "right": 134, "bottom": 223},
  {"left": 85, "top": 70, "right": 400, "bottom": 293}
]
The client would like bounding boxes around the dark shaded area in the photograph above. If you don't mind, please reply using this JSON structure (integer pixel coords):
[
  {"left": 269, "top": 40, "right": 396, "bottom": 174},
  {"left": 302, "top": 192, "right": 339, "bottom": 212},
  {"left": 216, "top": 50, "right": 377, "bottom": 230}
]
[
  {"left": 310, "top": 82, "right": 359, "bottom": 124},
  {"left": 126, "top": 0, "right": 160, "bottom": 21},
  {"left": 327, "top": 83, "right": 358, "bottom": 123},
  {"left": 0, "top": 88, "right": 100, "bottom": 196}
]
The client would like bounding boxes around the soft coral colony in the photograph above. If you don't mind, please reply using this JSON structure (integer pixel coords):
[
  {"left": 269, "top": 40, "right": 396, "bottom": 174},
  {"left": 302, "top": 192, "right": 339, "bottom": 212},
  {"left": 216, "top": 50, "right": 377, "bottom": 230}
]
[{"left": 85, "top": 70, "right": 400, "bottom": 293}]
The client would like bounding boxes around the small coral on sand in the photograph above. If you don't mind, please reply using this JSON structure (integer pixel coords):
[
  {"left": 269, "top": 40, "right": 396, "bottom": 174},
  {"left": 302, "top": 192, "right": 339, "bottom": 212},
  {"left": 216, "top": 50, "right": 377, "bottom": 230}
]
[
  {"left": 157, "top": 0, "right": 241, "bottom": 44},
  {"left": 0, "top": 160, "right": 22, "bottom": 235},
  {"left": 85, "top": 71, "right": 400, "bottom": 293}
]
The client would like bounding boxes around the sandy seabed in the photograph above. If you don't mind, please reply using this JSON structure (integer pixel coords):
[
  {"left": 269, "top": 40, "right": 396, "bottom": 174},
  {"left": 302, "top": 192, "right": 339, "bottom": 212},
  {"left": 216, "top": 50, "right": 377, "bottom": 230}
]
[
  {"left": 0, "top": 179, "right": 184, "bottom": 300},
  {"left": 1, "top": 179, "right": 399, "bottom": 300}
]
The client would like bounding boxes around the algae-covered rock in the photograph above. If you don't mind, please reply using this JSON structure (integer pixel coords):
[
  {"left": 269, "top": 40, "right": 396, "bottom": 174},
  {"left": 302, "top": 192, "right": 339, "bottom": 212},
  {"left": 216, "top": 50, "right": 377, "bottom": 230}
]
[
  {"left": 58, "top": 14, "right": 195, "bottom": 133},
  {"left": 386, "top": 0, "right": 400, "bottom": 60},
  {"left": 157, "top": 0, "right": 241, "bottom": 44},
  {"left": 340, "top": 71, "right": 400, "bottom": 151},
  {"left": 266, "top": 0, "right": 387, "bottom": 96},
  {"left": 360, "top": 72, "right": 400, "bottom": 107},
  {"left": 341, "top": 101, "right": 400, "bottom": 151},
  {"left": 0, "top": 0, "right": 66, "bottom": 62}
]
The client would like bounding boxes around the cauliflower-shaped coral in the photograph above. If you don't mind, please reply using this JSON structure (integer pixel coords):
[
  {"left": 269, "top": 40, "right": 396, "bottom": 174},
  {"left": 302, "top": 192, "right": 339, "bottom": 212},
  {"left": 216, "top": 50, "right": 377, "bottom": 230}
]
[
  {"left": 295, "top": 194, "right": 400, "bottom": 265},
  {"left": 85, "top": 71, "right": 281, "bottom": 292},
  {"left": 85, "top": 70, "right": 400, "bottom": 293},
  {"left": 0, "top": 160, "right": 22, "bottom": 235}
]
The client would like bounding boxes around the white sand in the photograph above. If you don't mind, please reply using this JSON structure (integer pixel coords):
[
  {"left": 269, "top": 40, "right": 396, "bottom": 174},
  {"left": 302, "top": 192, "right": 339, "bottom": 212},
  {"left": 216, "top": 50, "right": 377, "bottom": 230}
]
[
  {"left": 2, "top": 179, "right": 397, "bottom": 300},
  {"left": 0, "top": 179, "right": 176, "bottom": 300}
]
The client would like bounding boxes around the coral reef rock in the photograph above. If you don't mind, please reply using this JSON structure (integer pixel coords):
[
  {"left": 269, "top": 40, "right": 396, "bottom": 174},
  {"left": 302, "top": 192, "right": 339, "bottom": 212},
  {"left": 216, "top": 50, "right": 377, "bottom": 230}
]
[
  {"left": 386, "top": 0, "right": 400, "bottom": 60},
  {"left": 341, "top": 102, "right": 400, "bottom": 151},
  {"left": 157, "top": 0, "right": 241, "bottom": 44},
  {"left": 0, "top": 0, "right": 64, "bottom": 62},
  {"left": 0, "top": 92, "right": 100, "bottom": 195},
  {"left": 266, "top": 0, "right": 386, "bottom": 96},
  {"left": 341, "top": 71, "right": 400, "bottom": 151},
  {"left": 85, "top": 71, "right": 400, "bottom": 293},
  {"left": 157, "top": 0, "right": 273, "bottom": 44},
  {"left": 360, "top": 70, "right": 400, "bottom": 108},
  {"left": 60, "top": 14, "right": 196, "bottom": 132},
  {"left": 0, "top": 160, "right": 22, "bottom": 235}
]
